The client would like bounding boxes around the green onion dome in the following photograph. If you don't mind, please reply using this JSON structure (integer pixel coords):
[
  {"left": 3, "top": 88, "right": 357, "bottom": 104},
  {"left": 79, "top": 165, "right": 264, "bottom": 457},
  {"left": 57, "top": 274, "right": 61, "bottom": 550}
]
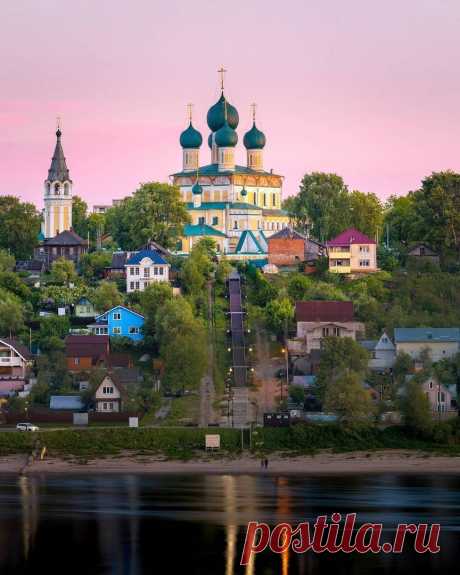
[
  {"left": 192, "top": 181, "right": 203, "bottom": 195},
  {"left": 180, "top": 122, "right": 203, "bottom": 149},
  {"left": 214, "top": 120, "right": 238, "bottom": 148},
  {"left": 243, "top": 122, "right": 266, "bottom": 149},
  {"left": 207, "top": 93, "right": 239, "bottom": 132},
  {"left": 208, "top": 133, "right": 213, "bottom": 149},
  {"left": 241, "top": 187, "right": 248, "bottom": 197}
]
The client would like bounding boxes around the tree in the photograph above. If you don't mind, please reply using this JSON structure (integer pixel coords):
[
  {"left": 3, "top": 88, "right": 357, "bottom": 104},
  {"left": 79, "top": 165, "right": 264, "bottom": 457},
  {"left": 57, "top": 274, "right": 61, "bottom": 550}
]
[
  {"left": 383, "top": 194, "right": 419, "bottom": 250},
  {"left": 400, "top": 378, "right": 432, "bottom": 434},
  {"left": 0, "top": 196, "right": 41, "bottom": 259},
  {"left": 0, "top": 272, "right": 31, "bottom": 301},
  {"left": 0, "top": 249, "right": 15, "bottom": 272},
  {"left": 161, "top": 330, "right": 207, "bottom": 393},
  {"left": 36, "top": 351, "right": 72, "bottom": 394},
  {"left": 105, "top": 182, "right": 190, "bottom": 250},
  {"left": 0, "top": 290, "right": 24, "bottom": 336},
  {"left": 140, "top": 282, "right": 173, "bottom": 344},
  {"left": 265, "top": 297, "right": 294, "bottom": 336},
  {"left": 80, "top": 251, "right": 112, "bottom": 281},
  {"left": 38, "top": 316, "right": 70, "bottom": 351},
  {"left": 323, "top": 371, "right": 376, "bottom": 423},
  {"left": 154, "top": 298, "right": 196, "bottom": 344},
  {"left": 50, "top": 258, "right": 78, "bottom": 286},
  {"left": 92, "top": 281, "right": 124, "bottom": 312},
  {"left": 289, "top": 385, "right": 305, "bottom": 405},
  {"left": 348, "top": 190, "right": 383, "bottom": 239},
  {"left": 72, "top": 196, "right": 89, "bottom": 238},
  {"left": 215, "top": 258, "right": 232, "bottom": 285},
  {"left": 316, "top": 337, "right": 369, "bottom": 400},
  {"left": 294, "top": 172, "right": 351, "bottom": 240},
  {"left": 287, "top": 273, "right": 312, "bottom": 301}
]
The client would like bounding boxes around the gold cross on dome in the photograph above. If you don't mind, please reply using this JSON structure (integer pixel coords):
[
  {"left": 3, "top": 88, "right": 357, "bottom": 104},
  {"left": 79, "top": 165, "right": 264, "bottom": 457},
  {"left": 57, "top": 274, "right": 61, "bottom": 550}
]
[
  {"left": 250, "top": 103, "right": 257, "bottom": 122},
  {"left": 187, "top": 103, "right": 193, "bottom": 123},
  {"left": 56, "top": 116, "right": 61, "bottom": 130},
  {"left": 218, "top": 66, "right": 227, "bottom": 91}
]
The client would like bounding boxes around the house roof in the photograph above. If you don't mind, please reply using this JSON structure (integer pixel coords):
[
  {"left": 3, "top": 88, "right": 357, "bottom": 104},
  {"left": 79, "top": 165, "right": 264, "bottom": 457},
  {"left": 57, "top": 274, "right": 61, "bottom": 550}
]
[
  {"left": 394, "top": 327, "right": 460, "bottom": 343},
  {"left": 107, "top": 353, "right": 133, "bottom": 368},
  {"left": 235, "top": 230, "right": 265, "bottom": 254},
  {"left": 407, "top": 243, "right": 438, "bottom": 256},
  {"left": 268, "top": 227, "right": 306, "bottom": 241},
  {"left": 0, "top": 338, "right": 32, "bottom": 361},
  {"left": 43, "top": 229, "right": 88, "bottom": 246},
  {"left": 15, "top": 260, "right": 45, "bottom": 272},
  {"left": 126, "top": 250, "right": 168, "bottom": 266},
  {"left": 50, "top": 395, "right": 84, "bottom": 410},
  {"left": 109, "top": 251, "right": 129, "bottom": 269},
  {"left": 359, "top": 340, "right": 377, "bottom": 351},
  {"left": 65, "top": 335, "right": 109, "bottom": 359},
  {"left": 95, "top": 305, "right": 145, "bottom": 322},
  {"left": 295, "top": 301, "right": 355, "bottom": 322},
  {"left": 327, "top": 228, "right": 376, "bottom": 247},
  {"left": 47, "top": 129, "right": 70, "bottom": 182},
  {"left": 183, "top": 224, "right": 227, "bottom": 237}
]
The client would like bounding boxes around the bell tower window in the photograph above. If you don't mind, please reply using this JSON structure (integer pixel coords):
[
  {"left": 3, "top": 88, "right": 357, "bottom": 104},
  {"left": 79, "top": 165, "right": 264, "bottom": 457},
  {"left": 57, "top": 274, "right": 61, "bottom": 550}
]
[{"left": 54, "top": 183, "right": 60, "bottom": 195}]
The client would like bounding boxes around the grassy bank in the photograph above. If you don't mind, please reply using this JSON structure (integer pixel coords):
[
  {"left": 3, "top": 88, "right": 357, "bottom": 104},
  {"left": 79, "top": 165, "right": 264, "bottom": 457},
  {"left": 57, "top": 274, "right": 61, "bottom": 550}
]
[{"left": 1, "top": 422, "right": 459, "bottom": 460}]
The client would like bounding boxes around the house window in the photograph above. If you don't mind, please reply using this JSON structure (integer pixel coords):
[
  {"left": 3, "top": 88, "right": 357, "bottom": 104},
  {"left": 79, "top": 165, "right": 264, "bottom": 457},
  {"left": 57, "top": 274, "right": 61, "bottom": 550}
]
[
  {"left": 359, "top": 245, "right": 369, "bottom": 253},
  {"left": 103, "top": 386, "right": 114, "bottom": 394},
  {"left": 135, "top": 281, "right": 140, "bottom": 290},
  {"left": 135, "top": 267, "right": 140, "bottom": 275},
  {"left": 113, "top": 312, "right": 121, "bottom": 320},
  {"left": 429, "top": 381, "right": 433, "bottom": 389},
  {"left": 144, "top": 267, "right": 150, "bottom": 277},
  {"left": 154, "top": 267, "right": 158, "bottom": 275},
  {"left": 103, "top": 402, "right": 107, "bottom": 410},
  {"left": 322, "top": 327, "right": 330, "bottom": 337},
  {"left": 130, "top": 267, "right": 134, "bottom": 274},
  {"left": 212, "top": 216, "right": 219, "bottom": 226},
  {"left": 159, "top": 267, "right": 164, "bottom": 275},
  {"left": 333, "top": 327, "right": 340, "bottom": 336},
  {"left": 198, "top": 216, "right": 205, "bottom": 225},
  {"left": 112, "top": 327, "right": 122, "bottom": 335},
  {"left": 130, "top": 281, "right": 135, "bottom": 290},
  {"left": 74, "top": 358, "right": 80, "bottom": 365},
  {"left": 359, "top": 260, "right": 370, "bottom": 267},
  {"left": 129, "top": 327, "right": 139, "bottom": 334}
]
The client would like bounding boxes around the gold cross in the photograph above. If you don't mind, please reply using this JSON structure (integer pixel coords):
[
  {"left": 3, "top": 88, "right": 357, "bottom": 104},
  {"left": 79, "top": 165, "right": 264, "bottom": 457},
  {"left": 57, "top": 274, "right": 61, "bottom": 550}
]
[
  {"left": 56, "top": 116, "right": 61, "bottom": 130},
  {"left": 250, "top": 103, "right": 257, "bottom": 122},
  {"left": 187, "top": 103, "right": 193, "bottom": 123},
  {"left": 218, "top": 66, "right": 227, "bottom": 91}
]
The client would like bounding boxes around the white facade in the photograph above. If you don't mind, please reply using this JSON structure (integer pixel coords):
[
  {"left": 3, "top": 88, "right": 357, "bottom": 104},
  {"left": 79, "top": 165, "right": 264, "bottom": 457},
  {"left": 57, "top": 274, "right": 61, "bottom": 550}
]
[
  {"left": 94, "top": 375, "right": 121, "bottom": 412},
  {"left": 125, "top": 256, "right": 170, "bottom": 293},
  {"left": 43, "top": 181, "right": 73, "bottom": 238}
]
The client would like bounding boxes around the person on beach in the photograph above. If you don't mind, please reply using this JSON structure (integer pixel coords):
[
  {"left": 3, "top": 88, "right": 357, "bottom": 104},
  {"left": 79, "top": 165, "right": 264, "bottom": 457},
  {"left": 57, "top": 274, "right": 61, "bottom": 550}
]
[{"left": 265, "top": 458, "right": 269, "bottom": 469}]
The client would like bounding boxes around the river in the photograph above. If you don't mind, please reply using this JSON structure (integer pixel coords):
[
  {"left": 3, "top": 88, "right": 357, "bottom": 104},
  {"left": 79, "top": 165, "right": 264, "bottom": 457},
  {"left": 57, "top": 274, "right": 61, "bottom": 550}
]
[{"left": 0, "top": 473, "right": 458, "bottom": 574}]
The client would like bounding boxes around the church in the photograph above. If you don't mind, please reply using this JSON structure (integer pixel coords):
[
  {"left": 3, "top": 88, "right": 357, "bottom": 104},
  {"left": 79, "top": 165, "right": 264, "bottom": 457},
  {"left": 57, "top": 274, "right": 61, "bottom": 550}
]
[{"left": 171, "top": 70, "right": 289, "bottom": 260}]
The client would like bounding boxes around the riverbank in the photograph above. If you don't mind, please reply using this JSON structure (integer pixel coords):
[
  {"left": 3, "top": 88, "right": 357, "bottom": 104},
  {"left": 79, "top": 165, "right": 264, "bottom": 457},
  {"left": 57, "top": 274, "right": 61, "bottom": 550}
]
[{"left": 2, "top": 450, "right": 460, "bottom": 475}]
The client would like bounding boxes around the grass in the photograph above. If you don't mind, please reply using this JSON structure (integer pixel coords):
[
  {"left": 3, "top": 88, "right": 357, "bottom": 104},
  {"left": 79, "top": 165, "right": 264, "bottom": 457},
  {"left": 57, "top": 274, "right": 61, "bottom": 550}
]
[{"left": 158, "top": 396, "right": 200, "bottom": 427}]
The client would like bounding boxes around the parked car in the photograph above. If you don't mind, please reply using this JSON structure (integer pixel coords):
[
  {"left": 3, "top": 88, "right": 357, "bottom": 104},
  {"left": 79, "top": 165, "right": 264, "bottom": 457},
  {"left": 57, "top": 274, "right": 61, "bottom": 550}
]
[{"left": 16, "top": 423, "right": 40, "bottom": 432}]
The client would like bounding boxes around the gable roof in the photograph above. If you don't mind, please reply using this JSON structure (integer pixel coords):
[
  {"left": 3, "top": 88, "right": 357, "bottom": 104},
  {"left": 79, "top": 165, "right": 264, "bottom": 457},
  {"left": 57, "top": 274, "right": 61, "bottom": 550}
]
[
  {"left": 126, "top": 250, "right": 168, "bottom": 266},
  {"left": 0, "top": 338, "right": 32, "bottom": 361},
  {"left": 43, "top": 229, "right": 88, "bottom": 246},
  {"left": 407, "top": 243, "right": 438, "bottom": 256},
  {"left": 65, "top": 335, "right": 109, "bottom": 359},
  {"left": 295, "top": 301, "right": 355, "bottom": 323},
  {"left": 95, "top": 305, "right": 145, "bottom": 322},
  {"left": 183, "top": 224, "right": 227, "bottom": 237},
  {"left": 109, "top": 251, "right": 129, "bottom": 269},
  {"left": 327, "top": 228, "right": 376, "bottom": 247},
  {"left": 394, "top": 327, "right": 460, "bottom": 343},
  {"left": 235, "top": 230, "right": 266, "bottom": 254}
]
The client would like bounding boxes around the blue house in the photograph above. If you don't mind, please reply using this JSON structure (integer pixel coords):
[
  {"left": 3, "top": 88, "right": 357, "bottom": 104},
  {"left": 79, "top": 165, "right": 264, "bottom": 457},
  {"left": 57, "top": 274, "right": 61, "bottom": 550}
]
[{"left": 90, "top": 305, "right": 145, "bottom": 342}]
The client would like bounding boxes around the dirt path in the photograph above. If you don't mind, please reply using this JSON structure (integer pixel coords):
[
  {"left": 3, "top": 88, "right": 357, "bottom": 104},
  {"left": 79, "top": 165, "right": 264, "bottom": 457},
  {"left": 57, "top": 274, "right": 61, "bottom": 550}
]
[{"left": 251, "top": 326, "right": 281, "bottom": 423}]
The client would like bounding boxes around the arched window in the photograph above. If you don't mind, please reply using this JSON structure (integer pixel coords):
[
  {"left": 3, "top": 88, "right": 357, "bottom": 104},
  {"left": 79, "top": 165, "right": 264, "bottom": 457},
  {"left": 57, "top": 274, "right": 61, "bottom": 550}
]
[
  {"left": 64, "top": 183, "right": 69, "bottom": 195},
  {"left": 54, "top": 183, "right": 60, "bottom": 195},
  {"left": 46, "top": 183, "right": 51, "bottom": 194}
]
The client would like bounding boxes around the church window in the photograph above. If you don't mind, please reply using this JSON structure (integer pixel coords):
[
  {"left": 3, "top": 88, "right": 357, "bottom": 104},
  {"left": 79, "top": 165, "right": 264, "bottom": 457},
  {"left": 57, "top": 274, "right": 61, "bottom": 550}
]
[
  {"left": 263, "top": 193, "right": 267, "bottom": 207},
  {"left": 64, "top": 183, "right": 69, "bottom": 195},
  {"left": 272, "top": 194, "right": 276, "bottom": 207},
  {"left": 233, "top": 221, "right": 238, "bottom": 230},
  {"left": 212, "top": 216, "right": 219, "bottom": 226},
  {"left": 198, "top": 216, "right": 205, "bottom": 225},
  {"left": 54, "top": 183, "right": 60, "bottom": 195},
  {"left": 46, "top": 183, "right": 51, "bottom": 194}
]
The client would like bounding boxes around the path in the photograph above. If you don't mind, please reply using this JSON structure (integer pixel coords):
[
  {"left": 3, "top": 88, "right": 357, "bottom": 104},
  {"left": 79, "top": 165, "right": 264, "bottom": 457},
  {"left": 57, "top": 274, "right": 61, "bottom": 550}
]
[
  {"left": 199, "top": 281, "right": 217, "bottom": 427},
  {"left": 251, "top": 325, "right": 281, "bottom": 423}
]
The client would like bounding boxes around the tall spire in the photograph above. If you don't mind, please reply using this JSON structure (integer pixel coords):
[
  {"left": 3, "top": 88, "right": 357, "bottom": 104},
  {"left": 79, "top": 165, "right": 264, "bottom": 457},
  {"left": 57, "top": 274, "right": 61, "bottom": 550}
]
[
  {"left": 47, "top": 123, "right": 70, "bottom": 182},
  {"left": 218, "top": 66, "right": 226, "bottom": 92}
]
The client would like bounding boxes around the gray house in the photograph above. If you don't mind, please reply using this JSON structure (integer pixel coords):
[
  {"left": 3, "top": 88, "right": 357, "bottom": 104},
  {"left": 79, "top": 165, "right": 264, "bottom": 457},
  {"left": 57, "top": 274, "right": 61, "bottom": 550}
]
[{"left": 360, "top": 332, "right": 396, "bottom": 371}]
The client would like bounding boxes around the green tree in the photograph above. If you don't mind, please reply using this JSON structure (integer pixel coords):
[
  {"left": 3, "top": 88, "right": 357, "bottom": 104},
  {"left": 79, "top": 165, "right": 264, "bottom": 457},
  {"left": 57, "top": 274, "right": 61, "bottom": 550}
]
[
  {"left": 105, "top": 182, "right": 190, "bottom": 250},
  {"left": 139, "top": 282, "right": 173, "bottom": 344},
  {"left": 38, "top": 316, "right": 70, "bottom": 351},
  {"left": 289, "top": 385, "right": 305, "bottom": 405},
  {"left": 80, "top": 251, "right": 112, "bottom": 281},
  {"left": 265, "top": 297, "right": 294, "bottom": 336},
  {"left": 0, "top": 290, "right": 24, "bottom": 336},
  {"left": 0, "top": 272, "right": 31, "bottom": 300},
  {"left": 287, "top": 273, "right": 312, "bottom": 301},
  {"left": 50, "top": 258, "right": 78, "bottom": 286},
  {"left": 323, "top": 371, "right": 376, "bottom": 423},
  {"left": 36, "top": 351, "right": 71, "bottom": 394},
  {"left": 92, "top": 281, "right": 124, "bottom": 312},
  {"left": 72, "top": 196, "right": 89, "bottom": 238},
  {"left": 348, "top": 190, "right": 383, "bottom": 239},
  {"left": 400, "top": 378, "right": 432, "bottom": 434},
  {"left": 383, "top": 194, "right": 419, "bottom": 250},
  {"left": 161, "top": 330, "right": 207, "bottom": 393},
  {"left": 0, "top": 249, "right": 15, "bottom": 272},
  {"left": 0, "top": 196, "right": 41, "bottom": 259},
  {"left": 316, "top": 337, "right": 369, "bottom": 400}
]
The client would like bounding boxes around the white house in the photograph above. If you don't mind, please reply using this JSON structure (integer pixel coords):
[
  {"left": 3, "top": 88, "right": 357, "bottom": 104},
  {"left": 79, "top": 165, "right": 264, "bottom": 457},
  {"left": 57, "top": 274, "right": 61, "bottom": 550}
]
[
  {"left": 94, "top": 374, "right": 123, "bottom": 412},
  {"left": 125, "top": 250, "right": 170, "bottom": 293}
]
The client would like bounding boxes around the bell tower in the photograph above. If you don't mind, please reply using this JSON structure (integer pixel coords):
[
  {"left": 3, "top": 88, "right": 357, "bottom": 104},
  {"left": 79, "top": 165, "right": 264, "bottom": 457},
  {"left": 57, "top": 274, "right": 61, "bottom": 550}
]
[{"left": 43, "top": 119, "right": 73, "bottom": 238}]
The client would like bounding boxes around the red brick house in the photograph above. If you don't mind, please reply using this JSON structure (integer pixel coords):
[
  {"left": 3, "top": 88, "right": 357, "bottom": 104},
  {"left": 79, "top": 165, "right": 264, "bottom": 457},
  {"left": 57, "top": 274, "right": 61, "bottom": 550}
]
[{"left": 268, "top": 227, "right": 325, "bottom": 266}]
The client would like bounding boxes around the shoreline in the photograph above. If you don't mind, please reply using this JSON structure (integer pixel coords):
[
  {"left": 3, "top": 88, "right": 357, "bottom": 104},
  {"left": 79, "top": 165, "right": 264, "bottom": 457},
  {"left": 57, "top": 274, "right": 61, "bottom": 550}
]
[{"left": 1, "top": 450, "right": 460, "bottom": 476}]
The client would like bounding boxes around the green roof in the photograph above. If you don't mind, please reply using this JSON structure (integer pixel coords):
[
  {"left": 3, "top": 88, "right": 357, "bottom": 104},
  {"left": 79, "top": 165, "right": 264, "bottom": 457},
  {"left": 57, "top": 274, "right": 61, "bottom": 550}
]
[
  {"left": 183, "top": 224, "right": 227, "bottom": 238},
  {"left": 235, "top": 230, "right": 265, "bottom": 254},
  {"left": 172, "top": 164, "right": 281, "bottom": 178},
  {"left": 186, "top": 202, "right": 262, "bottom": 211}
]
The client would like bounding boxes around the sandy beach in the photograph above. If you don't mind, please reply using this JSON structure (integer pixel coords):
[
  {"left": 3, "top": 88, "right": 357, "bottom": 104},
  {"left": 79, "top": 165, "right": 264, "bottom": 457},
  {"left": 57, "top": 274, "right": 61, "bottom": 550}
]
[{"left": 1, "top": 450, "right": 460, "bottom": 475}]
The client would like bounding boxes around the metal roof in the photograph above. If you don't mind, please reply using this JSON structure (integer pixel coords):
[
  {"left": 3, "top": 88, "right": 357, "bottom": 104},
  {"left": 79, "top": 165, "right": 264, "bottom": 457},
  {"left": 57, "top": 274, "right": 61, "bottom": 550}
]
[
  {"left": 47, "top": 130, "right": 71, "bottom": 182},
  {"left": 50, "top": 395, "right": 84, "bottom": 410},
  {"left": 126, "top": 250, "right": 168, "bottom": 266},
  {"left": 394, "top": 328, "right": 460, "bottom": 343}
]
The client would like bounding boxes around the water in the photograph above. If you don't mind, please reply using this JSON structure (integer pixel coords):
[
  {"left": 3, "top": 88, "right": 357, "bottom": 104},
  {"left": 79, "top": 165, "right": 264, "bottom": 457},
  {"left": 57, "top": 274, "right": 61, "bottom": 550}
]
[{"left": 0, "top": 473, "right": 459, "bottom": 574}]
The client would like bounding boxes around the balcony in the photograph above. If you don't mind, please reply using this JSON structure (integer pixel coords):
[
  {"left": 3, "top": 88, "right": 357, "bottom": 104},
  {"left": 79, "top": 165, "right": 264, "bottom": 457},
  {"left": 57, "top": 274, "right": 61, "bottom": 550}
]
[
  {"left": 329, "top": 250, "right": 351, "bottom": 259},
  {"left": 0, "top": 356, "right": 23, "bottom": 367}
]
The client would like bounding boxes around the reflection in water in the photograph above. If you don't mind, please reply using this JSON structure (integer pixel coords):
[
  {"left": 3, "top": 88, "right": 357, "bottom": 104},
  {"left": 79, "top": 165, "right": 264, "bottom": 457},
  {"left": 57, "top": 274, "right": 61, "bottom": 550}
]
[
  {"left": 19, "top": 475, "right": 39, "bottom": 560},
  {"left": 0, "top": 473, "right": 456, "bottom": 574}
]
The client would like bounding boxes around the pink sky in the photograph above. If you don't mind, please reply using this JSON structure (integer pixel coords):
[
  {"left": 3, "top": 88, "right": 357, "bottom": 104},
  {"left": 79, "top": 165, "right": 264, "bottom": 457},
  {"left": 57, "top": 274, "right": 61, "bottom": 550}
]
[{"left": 1, "top": 0, "right": 459, "bottom": 209}]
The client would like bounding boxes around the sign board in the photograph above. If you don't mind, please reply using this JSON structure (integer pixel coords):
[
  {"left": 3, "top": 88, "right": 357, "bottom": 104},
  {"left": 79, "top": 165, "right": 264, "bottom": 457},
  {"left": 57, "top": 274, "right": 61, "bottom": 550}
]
[
  {"left": 129, "top": 417, "right": 139, "bottom": 428},
  {"left": 58, "top": 307, "right": 66, "bottom": 316},
  {"left": 73, "top": 413, "right": 88, "bottom": 426},
  {"left": 205, "top": 434, "right": 220, "bottom": 449}
]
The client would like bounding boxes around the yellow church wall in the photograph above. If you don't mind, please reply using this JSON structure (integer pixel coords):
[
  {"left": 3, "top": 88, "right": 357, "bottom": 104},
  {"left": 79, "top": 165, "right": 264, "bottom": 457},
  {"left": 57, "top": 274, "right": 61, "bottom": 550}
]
[{"left": 63, "top": 206, "right": 70, "bottom": 230}]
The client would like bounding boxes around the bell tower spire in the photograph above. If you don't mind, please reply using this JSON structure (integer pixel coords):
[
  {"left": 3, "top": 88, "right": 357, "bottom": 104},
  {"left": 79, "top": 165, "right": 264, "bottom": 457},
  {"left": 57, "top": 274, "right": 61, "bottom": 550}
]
[{"left": 42, "top": 121, "right": 73, "bottom": 238}]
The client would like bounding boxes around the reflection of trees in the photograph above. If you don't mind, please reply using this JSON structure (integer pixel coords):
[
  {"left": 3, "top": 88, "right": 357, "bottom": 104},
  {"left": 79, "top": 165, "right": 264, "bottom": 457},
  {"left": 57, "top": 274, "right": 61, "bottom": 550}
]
[{"left": 19, "top": 475, "right": 39, "bottom": 560}]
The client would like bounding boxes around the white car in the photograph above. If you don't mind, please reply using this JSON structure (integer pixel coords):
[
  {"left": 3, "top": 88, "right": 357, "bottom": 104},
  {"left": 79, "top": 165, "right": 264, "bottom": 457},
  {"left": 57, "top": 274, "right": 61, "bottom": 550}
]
[{"left": 16, "top": 423, "right": 40, "bottom": 432}]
